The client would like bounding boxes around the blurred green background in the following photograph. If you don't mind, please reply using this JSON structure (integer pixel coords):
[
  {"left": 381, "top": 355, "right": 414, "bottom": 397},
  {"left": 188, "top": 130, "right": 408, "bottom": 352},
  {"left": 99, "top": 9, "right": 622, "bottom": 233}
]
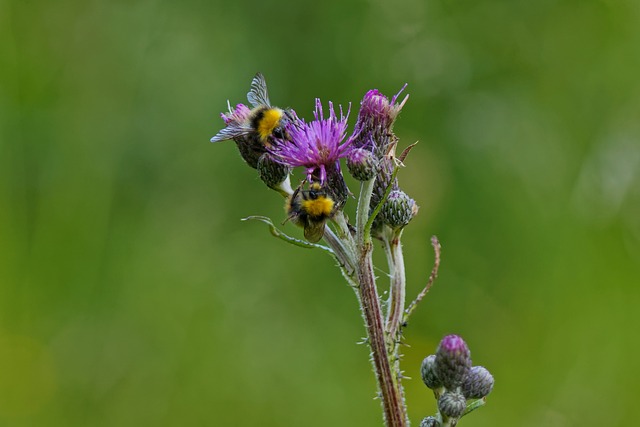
[{"left": 1, "top": 0, "right": 639, "bottom": 425}]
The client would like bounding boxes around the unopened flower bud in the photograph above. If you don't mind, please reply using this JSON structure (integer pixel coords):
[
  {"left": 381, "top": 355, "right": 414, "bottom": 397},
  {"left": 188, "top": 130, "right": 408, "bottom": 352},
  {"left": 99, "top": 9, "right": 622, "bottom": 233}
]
[
  {"left": 381, "top": 190, "right": 418, "bottom": 229},
  {"left": 257, "top": 153, "right": 291, "bottom": 194},
  {"left": 347, "top": 148, "right": 378, "bottom": 181},
  {"left": 420, "top": 416, "right": 440, "bottom": 427},
  {"left": 435, "top": 335, "right": 472, "bottom": 389},
  {"left": 462, "top": 366, "right": 494, "bottom": 399},
  {"left": 438, "top": 391, "right": 467, "bottom": 418},
  {"left": 421, "top": 355, "right": 441, "bottom": 389}
]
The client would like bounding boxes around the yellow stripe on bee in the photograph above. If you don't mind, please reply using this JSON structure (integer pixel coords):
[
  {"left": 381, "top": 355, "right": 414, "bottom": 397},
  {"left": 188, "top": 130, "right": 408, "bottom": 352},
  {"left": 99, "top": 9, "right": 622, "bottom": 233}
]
[
  {"left": 258, "top": 108, "right": 283, "bottom": 141},
  {"left": 301, "top": 197, "right": 334, "bottom": 218}
]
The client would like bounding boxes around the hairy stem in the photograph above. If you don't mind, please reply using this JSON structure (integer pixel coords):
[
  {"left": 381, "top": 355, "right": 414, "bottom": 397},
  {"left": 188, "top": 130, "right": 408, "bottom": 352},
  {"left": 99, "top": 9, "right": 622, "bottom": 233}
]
[
  {"left": 356, "top": 244, "right": 407, "bottom": 427},
  {"left": 384, "top": 230, "right": 406, "bottom": 344},
  {"left": 323, "top": 225, "right": 356, "bottom": 276},
  {"left": 331, "top": 211, "right": 357, "bottom": 261},
  {"left": 355, "top": 177, "right": 407, "bottom": 427},
  {"left": 356, "top": 178, "right": 376, "bottom": 244}
]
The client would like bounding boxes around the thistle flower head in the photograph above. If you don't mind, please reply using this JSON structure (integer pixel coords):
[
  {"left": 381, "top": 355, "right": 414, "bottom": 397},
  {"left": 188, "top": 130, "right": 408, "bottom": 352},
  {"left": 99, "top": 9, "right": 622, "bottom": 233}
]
[
  {"left": 461, "top": 366, "right": 494, "bottom": 399},
  {"left": 420, "top": 416, "right": 440, "bottom": 427},
  {"left": 347, "top": 148, "right": 378, "bottom": 181},
  {"left": 420, "top": 354, "right": 442, "bottom": 390},
  {"left": 210, "top": 103, "right": 264, "bottom": 168},
  {"left": 435, "top": 334, "right": 472, "bottom": 390},
  {"left": 350, "top": 85, "right": 408, "bottom": 154},
  {"left": 438, "top": 391, "right": 467, "bottom": 418},
  {"left": 359, "top": 86, "right": 408, "bottom": 127},
  {"left": 211, "top": 103, "right": 253, "bottom": 145},
  {"left": 271, "top": 99, "right": 353, "bottom": 184},
  {"left": 381, "top": 190, "right": 418, "bottom": 230},
  {"left": 257, "top": 153, "right": 292, "bottom": 196},
  {"left": 221, "top": 103, "right": 251, "bottom": 126}
]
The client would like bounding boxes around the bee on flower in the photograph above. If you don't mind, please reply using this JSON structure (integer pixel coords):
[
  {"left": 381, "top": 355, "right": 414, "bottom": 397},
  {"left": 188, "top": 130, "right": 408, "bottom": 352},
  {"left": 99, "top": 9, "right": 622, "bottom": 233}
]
[
  {"left": 269, "top": 98, "right": 354, "bottom": 210},
  {"left": 210, "top": 73, "right": 296, "bottom": 196}
]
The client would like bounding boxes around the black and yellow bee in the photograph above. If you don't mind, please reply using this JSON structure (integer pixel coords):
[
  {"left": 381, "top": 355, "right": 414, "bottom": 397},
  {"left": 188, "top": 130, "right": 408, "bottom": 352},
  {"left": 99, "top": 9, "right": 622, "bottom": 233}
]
[
  {"left": 210, "top": 73, "right": 294, "bottom": 168},
  {"left": 286, "top": 183, "right": 335, "bottom": 243}
]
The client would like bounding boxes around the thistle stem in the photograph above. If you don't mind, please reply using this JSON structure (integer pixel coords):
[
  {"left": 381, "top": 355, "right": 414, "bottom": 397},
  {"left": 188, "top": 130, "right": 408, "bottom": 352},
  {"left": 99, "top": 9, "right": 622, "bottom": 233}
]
[
  {"left": 356, "top": 245, "right": 407, "bottom": 427},
  {"left": 355, "top": 177, "right": 408, "bottom": 427},
  {"left": 323, "top": 225, "right": 356, "bottom": 276},
  {"left": 332, "top": 211, "right": 357, "bottom": 261},
  {"left": 356, "top": 178, "right": 376, "bottom": 244},
  {"left": 384, "top": 230, "right": 406, "bottom": 345}
]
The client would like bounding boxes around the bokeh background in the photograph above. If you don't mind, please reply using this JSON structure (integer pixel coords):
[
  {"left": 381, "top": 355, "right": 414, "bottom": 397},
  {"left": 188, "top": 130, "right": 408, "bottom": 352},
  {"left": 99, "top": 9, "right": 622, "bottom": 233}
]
[{"left": 2, "top": 0, "right": 639, "bottom": 425}]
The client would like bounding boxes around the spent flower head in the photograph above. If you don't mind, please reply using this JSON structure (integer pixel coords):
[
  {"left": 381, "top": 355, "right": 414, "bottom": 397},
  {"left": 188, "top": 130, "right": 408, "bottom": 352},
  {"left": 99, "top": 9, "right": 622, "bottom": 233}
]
[{"left": 271, "top": 99, "right": 353, "bottom": 184}]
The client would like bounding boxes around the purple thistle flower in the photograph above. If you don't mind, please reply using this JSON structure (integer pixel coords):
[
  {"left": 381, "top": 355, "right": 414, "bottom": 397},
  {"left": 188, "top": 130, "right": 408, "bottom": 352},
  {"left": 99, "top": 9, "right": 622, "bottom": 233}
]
[
  {"left": 271, "top": 99, "right": 353, "bottom": 184},
  {"left": 434, "top": 334, "right": 472, "bottom": 390},
  {"left": 350, "top": 85, "right": 409, "bottom": 154},
  {"left": 221, "top": 103, "right": 251, "bottom": 126}
]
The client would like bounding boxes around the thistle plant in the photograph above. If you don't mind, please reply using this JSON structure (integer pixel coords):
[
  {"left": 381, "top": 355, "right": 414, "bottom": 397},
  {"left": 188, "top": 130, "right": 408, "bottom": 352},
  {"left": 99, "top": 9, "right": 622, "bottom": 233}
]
[{"left": 210, "top": 73, "right": 494, "bottom": 426}]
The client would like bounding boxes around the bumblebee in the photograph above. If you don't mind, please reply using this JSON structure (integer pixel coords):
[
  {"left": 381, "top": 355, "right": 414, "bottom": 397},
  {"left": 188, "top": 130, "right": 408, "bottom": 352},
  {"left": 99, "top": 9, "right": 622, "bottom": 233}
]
[
  {"left": 210, "top": 73, "right": 294, "bottom": 168},
  {"left": 286, "top": 183, "right": 335, "bottom": 243}
]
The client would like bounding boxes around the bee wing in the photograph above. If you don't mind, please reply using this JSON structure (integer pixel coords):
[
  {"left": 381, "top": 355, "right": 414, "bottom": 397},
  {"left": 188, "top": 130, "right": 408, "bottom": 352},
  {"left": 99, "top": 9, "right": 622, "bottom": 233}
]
[
  {"left": 210, "top": 122, "right": 252, "bottom": 143},
  {"left": 247, "top": 73, "right": 271, "bottom": 108},
  {"left": 303, "top": 221, "right": 327, "bottom": 243}
]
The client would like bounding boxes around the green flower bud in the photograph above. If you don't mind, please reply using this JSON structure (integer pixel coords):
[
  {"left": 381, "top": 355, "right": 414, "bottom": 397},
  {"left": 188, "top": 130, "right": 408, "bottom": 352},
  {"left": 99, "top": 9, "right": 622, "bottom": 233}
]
[
  {"left": 438, "top": 391, "right": 466, "bottom": 418},
  {"left": 435, "top": 335, "right": 472, "bottom": 390},
  {"left": 421, "top": 355, "right": 441, "bottom": 389},
  {"left": 347, "top": 148, "right": 378, "bottom": 181},
  {"left": 419, "top": 416, "right": 440, "bottom": 427},
  {"left": 381, "top": 190, "right": 418, "bottom": 229},
  {"left": 462, "top": 366, "right": 494, "bottom": 399}
]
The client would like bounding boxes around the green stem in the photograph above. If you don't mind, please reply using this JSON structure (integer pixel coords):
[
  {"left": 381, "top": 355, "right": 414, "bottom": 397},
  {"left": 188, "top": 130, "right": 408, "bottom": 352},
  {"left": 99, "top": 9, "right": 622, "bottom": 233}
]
[
  {"left": 331, "top": 211, "right": 357, "bottom": 262},
  {"left": 384, "top": 230, "right": 406, "bottom": 345},
  {"left": 323, "top": 225, "right": 356, "bottom": 276},
  {"left": 364, "top": 165, "right": 400, "bottom": 239},
  {"left": 462, "top": 398, "right": 486, "bottom": 416},
  {"left": 356, "top": 178, "right": 376, "bottom": 244}
]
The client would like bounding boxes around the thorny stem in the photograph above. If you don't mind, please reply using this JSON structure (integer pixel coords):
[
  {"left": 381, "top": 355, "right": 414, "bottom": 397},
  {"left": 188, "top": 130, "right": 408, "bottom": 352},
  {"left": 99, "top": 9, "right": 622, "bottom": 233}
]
[
  {"left": 356, "top": 245, "right": 407, "bottom": 427},
  {"left": 355, "top": 178, "right": 408, "bottom": 427}
]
